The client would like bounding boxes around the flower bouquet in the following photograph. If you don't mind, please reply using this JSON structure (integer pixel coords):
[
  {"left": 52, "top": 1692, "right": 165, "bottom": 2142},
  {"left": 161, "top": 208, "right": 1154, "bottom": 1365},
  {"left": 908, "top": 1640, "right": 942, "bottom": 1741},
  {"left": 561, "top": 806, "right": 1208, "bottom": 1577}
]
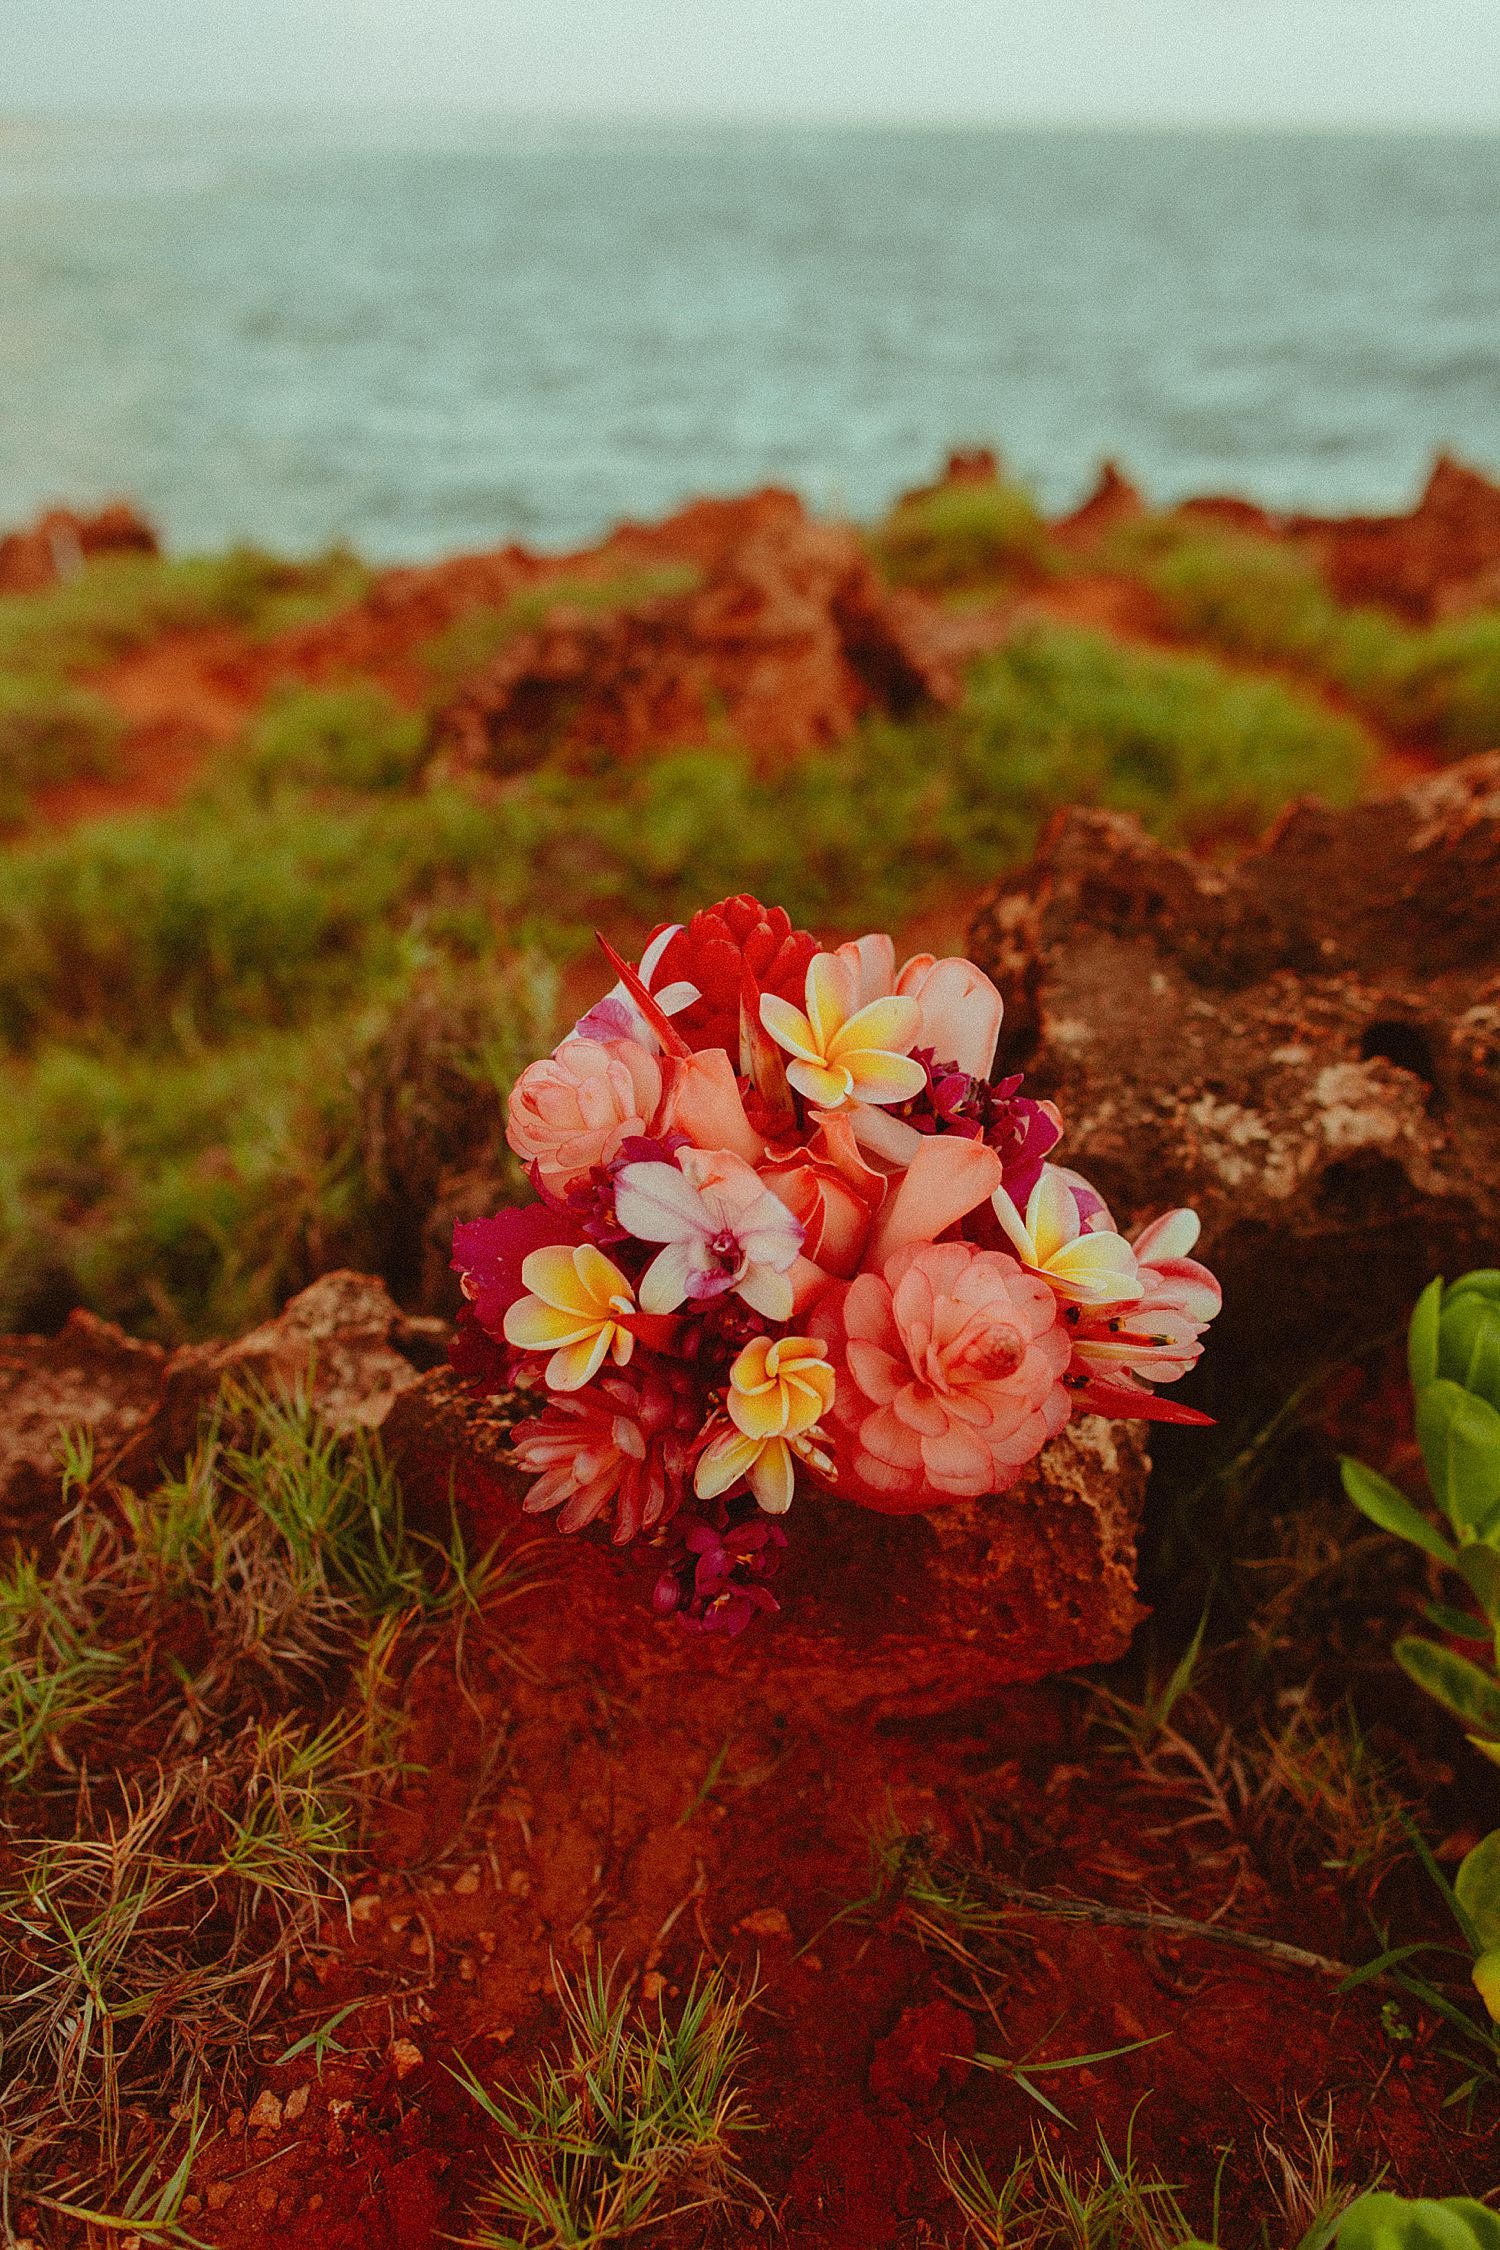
[{"left": 452, "top": 896, "right": 1221, "bottom": 1638}]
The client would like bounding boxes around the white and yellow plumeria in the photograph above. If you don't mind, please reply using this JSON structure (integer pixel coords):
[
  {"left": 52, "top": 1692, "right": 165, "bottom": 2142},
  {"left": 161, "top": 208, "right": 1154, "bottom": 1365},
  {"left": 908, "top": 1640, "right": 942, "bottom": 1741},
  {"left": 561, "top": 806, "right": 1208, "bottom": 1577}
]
[
  {"left": 759, "top": 952, "right": 928, "bottom": 1113},
  {"left": 503, "top": 1243, "right": 638, "bottom": 1391},
  {"left": 991, "top": 1167, "right": 1142, "bottom": 1306},
  {"left": 694, "top": 1334, "right": 836, "bottom": 1514}
]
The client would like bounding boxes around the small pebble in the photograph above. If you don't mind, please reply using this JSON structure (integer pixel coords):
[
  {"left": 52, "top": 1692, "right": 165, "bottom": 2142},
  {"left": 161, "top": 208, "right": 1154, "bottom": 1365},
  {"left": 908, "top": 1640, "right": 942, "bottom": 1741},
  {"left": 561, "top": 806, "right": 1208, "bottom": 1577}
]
[
  {"left": 247, "top": 2089, "right": 283, "bottom": 2134},
  {"left": 284, "top": 2082, "right": 310, "bottom": 2123},
  {"left": 388, "top": 2037, "right": 424, "bottom": 2081}
]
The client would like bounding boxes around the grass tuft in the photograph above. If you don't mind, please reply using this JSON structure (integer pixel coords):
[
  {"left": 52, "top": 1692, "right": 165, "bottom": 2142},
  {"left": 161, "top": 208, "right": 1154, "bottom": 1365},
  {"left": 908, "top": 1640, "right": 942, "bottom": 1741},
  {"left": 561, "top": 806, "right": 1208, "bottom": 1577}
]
[
  {"left": 456, "top": 1957, "right": 761, "bottom": 2248},
  {"left": 871, "top": 479, "right": 1055, "bottom": 591}
]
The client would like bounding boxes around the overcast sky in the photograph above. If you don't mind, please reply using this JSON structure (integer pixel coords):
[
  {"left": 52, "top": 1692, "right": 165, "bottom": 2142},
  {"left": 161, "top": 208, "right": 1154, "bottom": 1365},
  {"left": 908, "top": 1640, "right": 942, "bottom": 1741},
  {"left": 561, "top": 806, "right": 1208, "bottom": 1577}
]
[{"left": 5, "top": 0, "right": 1498, "bottom": 131}]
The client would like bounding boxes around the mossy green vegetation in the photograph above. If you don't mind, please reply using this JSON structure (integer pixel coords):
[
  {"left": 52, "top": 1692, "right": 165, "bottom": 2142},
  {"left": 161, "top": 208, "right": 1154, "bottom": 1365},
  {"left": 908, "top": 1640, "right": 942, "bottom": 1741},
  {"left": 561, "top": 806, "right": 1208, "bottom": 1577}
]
[
  {"left": 0, "top": 673, "right": 122, "bottom": 825},
  {"left": 422, "top": 563, "right": 701, "bottom": 701},
  {"left": 0, "top": 545, "right": 368, "bottom": 686},
  {"left": 871, "top": 474, "right": 1054, "bottom": 590},
  {"left": 1113, "top": 519, "right": 1500, "bottom": 761}
]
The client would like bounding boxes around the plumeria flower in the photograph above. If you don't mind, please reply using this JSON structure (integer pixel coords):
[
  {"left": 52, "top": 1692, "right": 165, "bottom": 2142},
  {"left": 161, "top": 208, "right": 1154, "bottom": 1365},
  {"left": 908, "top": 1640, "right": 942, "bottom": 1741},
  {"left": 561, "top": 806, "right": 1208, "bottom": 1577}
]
[
  {"left": 572, "top": 923, "right": 701, "bottom": 1051},
  {"left": 502, "top": 1243, "right": 638, "bottom": 1391},
  {"left": 695, "top": 1335, "right": 837, "bottom": 1514},
  {"left": 759, "top": 952, "right": 928, "bottom": 1113},
  {"left": 612, "top": 1146, "right": 803, "bottom": 1319},
  {"left": 990, "top": 1166, "right": 1142, "bottom": 1307}
]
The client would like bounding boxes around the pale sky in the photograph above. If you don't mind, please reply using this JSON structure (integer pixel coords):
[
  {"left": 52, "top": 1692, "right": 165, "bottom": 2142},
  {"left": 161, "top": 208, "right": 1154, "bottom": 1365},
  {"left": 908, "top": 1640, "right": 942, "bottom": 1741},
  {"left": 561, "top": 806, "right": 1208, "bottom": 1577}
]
[{"left": 3, "top": 0, "right": 1498, "bottom": 129}]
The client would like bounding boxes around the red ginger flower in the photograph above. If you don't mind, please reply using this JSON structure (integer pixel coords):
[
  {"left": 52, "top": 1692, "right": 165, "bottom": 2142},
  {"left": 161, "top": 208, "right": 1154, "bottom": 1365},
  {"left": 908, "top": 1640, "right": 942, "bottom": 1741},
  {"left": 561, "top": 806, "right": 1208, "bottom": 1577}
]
[
  {"left": 510, "top": 1361, "right": 701, "bottom": 1543},
  {"left": 650, "top": 896, "right": 819, "bottom": 1054}
]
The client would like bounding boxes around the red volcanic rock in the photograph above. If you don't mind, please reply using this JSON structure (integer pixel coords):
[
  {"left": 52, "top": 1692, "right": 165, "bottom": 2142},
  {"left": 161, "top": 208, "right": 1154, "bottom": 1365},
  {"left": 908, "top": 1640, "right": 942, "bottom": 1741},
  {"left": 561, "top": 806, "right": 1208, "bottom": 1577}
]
[
  {"left": 382, "top": 1367, "right": 1150, "bottom": 1717},
  {"left": 1054, "top": 461, "right": 1146, "bottom": 550},
  {"left": 0, "top": 1312, "right": 167, "bottom": 1527},
  {"left": 0, "top": 502, "right": 159, "bottom": 595},
  {"left": 1174, "top": 493, "right": 1286, "bottom": 540},
  {"left": 896, "top": 447, "right": 1004, "bottom": 508},
  {"left": 967, "top": 754, "right": 1500, "bottom": 1402},
  {"left": 430, "top": 489, "right": 962, "bottom": 773},
  {"left": 1291, "top": 453, "right": 1500, "bottom": 621}
]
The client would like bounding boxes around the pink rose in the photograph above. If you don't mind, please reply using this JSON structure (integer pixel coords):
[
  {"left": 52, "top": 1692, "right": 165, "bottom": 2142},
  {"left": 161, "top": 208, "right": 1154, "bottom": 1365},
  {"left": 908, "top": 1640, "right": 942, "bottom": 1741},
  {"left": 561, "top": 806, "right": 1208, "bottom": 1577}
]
[
  {"left": 506, "top": 1038, "right": 663, "bottom": 1194},
  {"left": 812, "top": 1240, "right": 1070, "bottom": 1513}
]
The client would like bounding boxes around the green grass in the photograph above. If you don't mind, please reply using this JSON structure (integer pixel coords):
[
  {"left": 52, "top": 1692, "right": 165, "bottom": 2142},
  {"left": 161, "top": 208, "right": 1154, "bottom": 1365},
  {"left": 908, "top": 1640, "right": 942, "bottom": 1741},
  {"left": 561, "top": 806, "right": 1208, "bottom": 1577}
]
[
  {"left": 871, "top": 477, "right": 1055, "bottom": 591},
  {"left": 0, "top": 1386, "right": 512, "bottom": 2185},
  {"left": 1114, "top": 519, "right": 1500, "bottom": 762},
  {"left": 244, "top": 680, "right": 430, "bottom": 796},
  {"left": 0, "top": 674, "right": 122, "bottom": 824},
  {"left": 0, "top": 545, "right": 369, "bottom": 686},
  {"left": 456, "top": 1958, "right": 761, "bottom": 2248}
]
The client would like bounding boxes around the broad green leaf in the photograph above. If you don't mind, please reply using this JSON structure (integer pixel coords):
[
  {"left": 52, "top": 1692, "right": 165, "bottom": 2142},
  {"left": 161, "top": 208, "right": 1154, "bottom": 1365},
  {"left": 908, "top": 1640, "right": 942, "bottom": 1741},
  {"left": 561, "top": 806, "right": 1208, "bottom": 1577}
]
[
  {"left": 1439, "top": 1293, "right": 1500, "bottom": 1416},
  {"left": 1456, "top": 1544, "right": 1500, "bottom": 1630},
  {"left": 1408, "top": 1276, "right": 1444, "bottom": 1393},
  {"left": 1340, "top": 1459, "right": 1458, "bottom": 1568},
  {"left": 1422, "top": 1600, "right": 1492, "bottom": 1642},
  {"left": 1446, "top": 1269, "right": 1500, "bottom": 1307},
  {"left": 1469, "top": 1733, "right": 1500, "bottom": 1771},
  {"left": 1339, "top": 2195, "right": 1500, "bottom": 2250},
  {"left": 1455, "top": 1830, "right": 1500, "bottom": 1951},
  {"left": 1415, "top": 1380, "right": 1500, "bottom": 1540},
  {"left": 1395, "top": 1636, "right": 1500, "bottom": 1736},
  {"left": 1473, "top": 1949, "right": 1500, "bottom": 2024}
]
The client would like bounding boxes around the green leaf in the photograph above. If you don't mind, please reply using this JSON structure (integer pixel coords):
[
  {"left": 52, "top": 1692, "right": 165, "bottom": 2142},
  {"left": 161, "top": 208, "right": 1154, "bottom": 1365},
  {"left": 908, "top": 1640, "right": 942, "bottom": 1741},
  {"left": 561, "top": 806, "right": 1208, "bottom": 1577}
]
[
  {"left": 1469, "top": 1732, "right": 1500, "bottom": 1772},
  {"left": 1472, "top": 1949, "right": 1500, "bottom": 2025},
  {"left": 1339, "top": 2194, "right": 1500, "bottom": 2250},
  {"left": 1456, "top": 1544, "right": 1500, "bottom": 1630},
  {"left": 1395, "top": 1636, "right": 1500, "bottom": 1736},
  {"left": 1340, "top": 1459, "right": 1459, "bottom": 1567},
  {"left": 1456, "top": 1832, "right": 1500, "bottom": 1952},
  {"left": 1409, "top": 1276, "right": 1444, "bottom": 1393},
  {"left": 1415, "top": 1380, "right": 1500, "bottom": 1540},
  {"left": 1446, "top": 1270, "right": 1500, "bottom": 1308},
  {"left": 1439, "top": 1293, "right": 1500, "bottom": 1416},
  {"left": 1423, "top": 1600, "right": 1492, "bottom": 1642}
]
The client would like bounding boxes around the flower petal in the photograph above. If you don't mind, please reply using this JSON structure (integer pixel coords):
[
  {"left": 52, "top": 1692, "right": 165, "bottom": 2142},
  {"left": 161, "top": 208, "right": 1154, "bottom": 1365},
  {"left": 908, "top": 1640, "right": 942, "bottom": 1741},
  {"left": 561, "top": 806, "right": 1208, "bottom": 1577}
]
[
  {"left": 1027, "top": 1168, "right": 1083, "bottom": 1264},
  {"left": 747, "top": 1437, "right": 796, "bottom": 1515},
  {"left": 504, "top": 1296, "right": 598, "bottom": 1350},
  {"left": 547, "top": 1327, "right": 615, "bottom": 1392},
  {"left": 787, "top": 1058, "right": 853, "bottom": 1109},
  {"left": 805, "top": 952, "right": 859, "bottom": 1048},
  {"left": 638, "top": 1238, "right": 702, "bottom": 1314},
  {"left": 830, "top": 993, "right": 920, "bottom": 1062},
  {"left": 758, "top": 993, "right": 823, "bottom": 1066},
  {"left": 694, "top": 1427, "right": 762, "bottom": 1500},
  {"left": 612, "top": 1159, "right": 709, "bottom": 1245},
  {"left": 735, "top": 1264, "right": 795, "bottom": 1321},
  {"left": 842, "top": 1049, "right": 930, "bottom": 1107}
]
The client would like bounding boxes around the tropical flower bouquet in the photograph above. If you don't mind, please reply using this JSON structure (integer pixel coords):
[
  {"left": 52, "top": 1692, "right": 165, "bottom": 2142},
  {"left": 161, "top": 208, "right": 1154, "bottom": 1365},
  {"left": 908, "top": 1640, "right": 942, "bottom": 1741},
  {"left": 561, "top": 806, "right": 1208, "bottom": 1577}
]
[{"left": 452, "top": 896, "right": 1221, "bottom": 1637}]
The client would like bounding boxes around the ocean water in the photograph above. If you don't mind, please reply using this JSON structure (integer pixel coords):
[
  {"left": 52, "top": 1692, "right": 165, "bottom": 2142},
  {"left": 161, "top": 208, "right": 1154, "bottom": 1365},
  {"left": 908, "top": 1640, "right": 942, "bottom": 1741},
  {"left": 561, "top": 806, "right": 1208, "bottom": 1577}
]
[{"left": 2, "top": 114, "right": 1499, "bottom": 561}]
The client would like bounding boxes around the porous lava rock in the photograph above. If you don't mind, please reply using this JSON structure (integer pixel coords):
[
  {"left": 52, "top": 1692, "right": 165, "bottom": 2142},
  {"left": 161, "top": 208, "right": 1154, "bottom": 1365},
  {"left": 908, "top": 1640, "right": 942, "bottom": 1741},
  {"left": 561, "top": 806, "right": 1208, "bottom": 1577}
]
[
  {"left": 0, "top": 502, "right": 159, "bottom": 595},
  {"left": 0, "top": 1272, "right": 444, "bottom": 1523},
  {"left": 430, "top": 489, "right": 961, "bottom": 773},
  {"left": 1291, "top": 453, "right": 1500, "bottom": 621},
  {"left": 381, "top": 1370, "right": 1149, "bottom": 1717},
  {"left": 0, "top": 1312, "right": 167, "bottom": 1528},
  {"left": 967, "top": 754, "right": 1500, "bottom": 1405}
]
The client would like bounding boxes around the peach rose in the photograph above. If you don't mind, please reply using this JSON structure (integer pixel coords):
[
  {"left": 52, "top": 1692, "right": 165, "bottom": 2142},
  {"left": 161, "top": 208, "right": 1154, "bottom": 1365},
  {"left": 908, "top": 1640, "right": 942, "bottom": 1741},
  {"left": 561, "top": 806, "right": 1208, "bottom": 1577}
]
[
  {"left": 811, "top": 1239, "right": 1070, "bottom": 1512},
  {"left": 506, "top": 1037, "right": 663, "bottom": 1194}
]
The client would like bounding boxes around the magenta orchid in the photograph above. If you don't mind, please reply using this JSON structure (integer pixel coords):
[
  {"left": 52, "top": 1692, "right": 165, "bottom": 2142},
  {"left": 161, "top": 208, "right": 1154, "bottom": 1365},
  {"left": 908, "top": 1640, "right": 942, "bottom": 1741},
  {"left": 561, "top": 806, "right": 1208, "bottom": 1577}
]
[{"left": 611, "top": 1145, "right": 804, "bottom": 1319}]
